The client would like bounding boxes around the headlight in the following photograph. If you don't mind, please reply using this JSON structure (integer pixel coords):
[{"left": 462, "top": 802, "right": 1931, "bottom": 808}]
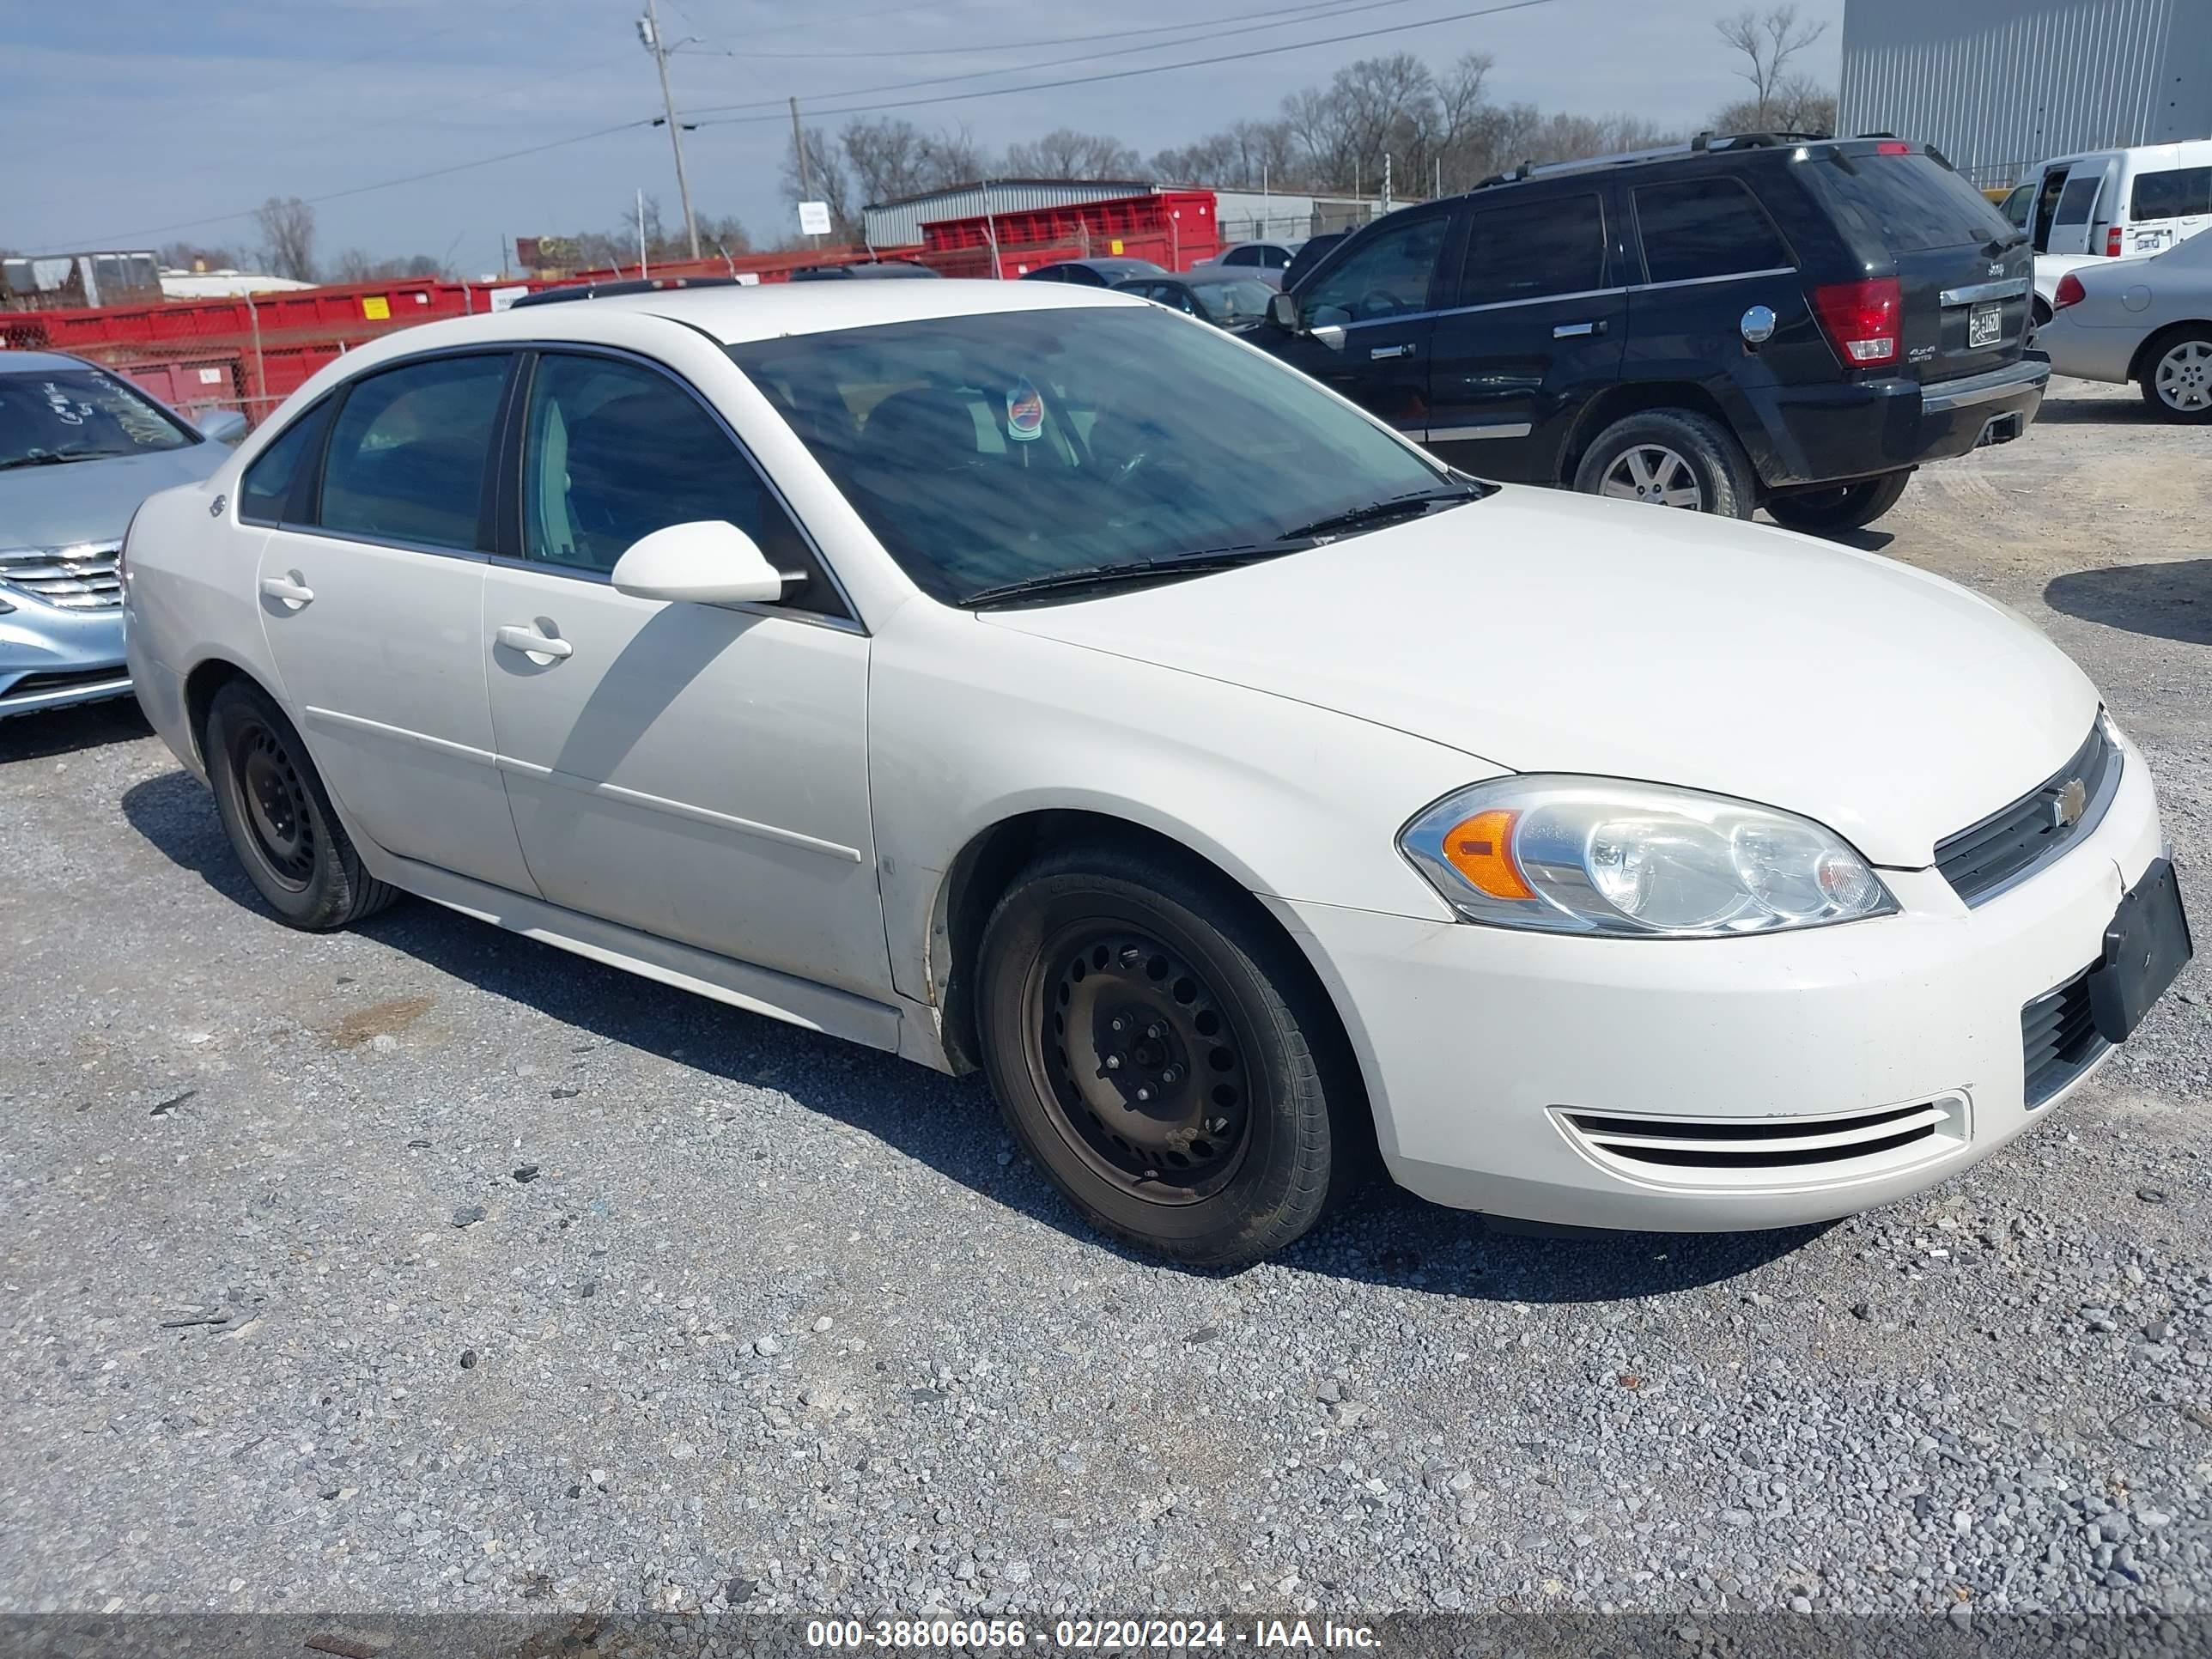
[{"left": 1400, "top": 776, "right": 1896, "bottom": 938}]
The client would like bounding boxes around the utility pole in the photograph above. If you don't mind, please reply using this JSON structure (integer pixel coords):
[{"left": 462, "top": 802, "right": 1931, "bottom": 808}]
[
  {"left": 789, "top": 96, "right": 820, "bottom": 247},
  {"left": 638, "top": 0, "right": 700, "bottom": 259}
]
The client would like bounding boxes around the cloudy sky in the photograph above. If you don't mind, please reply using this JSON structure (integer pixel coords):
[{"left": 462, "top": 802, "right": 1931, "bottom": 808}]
[{"left": 10, "top": 0, "right": 1844, "bottom": 270}]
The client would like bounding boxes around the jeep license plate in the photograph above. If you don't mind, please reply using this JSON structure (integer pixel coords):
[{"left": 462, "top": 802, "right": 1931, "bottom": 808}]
[{"left": 1969, "top": 301, "right": 2002, "bottom": 349}]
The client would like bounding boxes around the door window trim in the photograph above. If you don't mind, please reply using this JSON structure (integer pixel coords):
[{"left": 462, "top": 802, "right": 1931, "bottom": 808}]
[{"left": 497, "top": 343, "right": 864, "bottom": 633}]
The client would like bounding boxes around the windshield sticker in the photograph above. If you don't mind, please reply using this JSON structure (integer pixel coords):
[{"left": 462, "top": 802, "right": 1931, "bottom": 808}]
[{"left": 1006, "top": 379, "right": 1044, "bottom": 442}]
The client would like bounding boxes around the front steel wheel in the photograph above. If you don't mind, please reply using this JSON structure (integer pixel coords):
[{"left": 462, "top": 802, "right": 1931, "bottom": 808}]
[{"left": 977, "top": 843, "right": 1367, "bottom": 1266}]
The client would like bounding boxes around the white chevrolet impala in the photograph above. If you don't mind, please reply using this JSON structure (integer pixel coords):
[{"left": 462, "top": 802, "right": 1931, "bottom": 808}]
[{"left": 120, "top": 280, "right": 2192, "bottom": 1265}]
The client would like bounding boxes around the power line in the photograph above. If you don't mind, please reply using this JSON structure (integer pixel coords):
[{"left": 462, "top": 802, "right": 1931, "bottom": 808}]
[
  {"left": 695, "top": 0, "right": 1563, "bottom": 127},
  {"left": 708, "top": 0, "right": 1405, "bottom": 59},
  {"left": 27, "top": 120, "right": 656, "bottom": 254},
  {"left": 680, "top": 0, "right": 1437, "bottom": 113}
]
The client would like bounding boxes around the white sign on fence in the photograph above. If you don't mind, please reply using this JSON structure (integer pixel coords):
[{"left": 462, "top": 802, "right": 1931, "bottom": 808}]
[{"left": 797, "top": 201, "right": 832, "bottom": 236}]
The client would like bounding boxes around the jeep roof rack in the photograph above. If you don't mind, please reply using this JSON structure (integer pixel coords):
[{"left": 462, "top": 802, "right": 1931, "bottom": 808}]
[{"left": 1467, "top": 129, "right": 1845, "bottom": 193}]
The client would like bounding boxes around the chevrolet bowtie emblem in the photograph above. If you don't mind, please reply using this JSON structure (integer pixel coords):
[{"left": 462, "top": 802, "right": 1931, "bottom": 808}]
[{"left": 2053, "top": 777, "right": 2088, "bottom": 830}]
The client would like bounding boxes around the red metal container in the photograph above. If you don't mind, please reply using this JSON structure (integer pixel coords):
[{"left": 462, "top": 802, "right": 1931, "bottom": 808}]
[{"left": 918, "top": 191, "right": 1218, "bottom": 274}]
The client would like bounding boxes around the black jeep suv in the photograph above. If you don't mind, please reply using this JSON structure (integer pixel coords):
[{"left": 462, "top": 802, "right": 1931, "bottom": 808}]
[{"left": 1255, "top": 134, "right": 2047, "bottom": 530}]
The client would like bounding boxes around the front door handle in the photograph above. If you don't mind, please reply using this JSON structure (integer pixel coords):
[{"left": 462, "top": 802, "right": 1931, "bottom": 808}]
[
  {"left": 259, "top": 573, "right": 314, "bottom": 607},
  {"left": 1553, "top": 320, "right": 1604, "bottom": 339},
  {"left": 1370, "top": 342, "right": 1417, "bottom": 360},
  {"left": 495, "top": 623, "right": 573, "bottom": 661}
]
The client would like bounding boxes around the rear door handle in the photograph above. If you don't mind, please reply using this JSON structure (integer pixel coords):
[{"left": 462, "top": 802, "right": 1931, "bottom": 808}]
[
  {"left": 1370, "top": 343, "right": 1417, "bottom": 360},
  {"left": 259, "top": 573, "right": 314, "bottom": 607},
  {"left": 495, "top": 623, "right": 573, "bottom": 660},
  {"left": 1553, "top": 320, "right": 1604, "bottom": 338}
]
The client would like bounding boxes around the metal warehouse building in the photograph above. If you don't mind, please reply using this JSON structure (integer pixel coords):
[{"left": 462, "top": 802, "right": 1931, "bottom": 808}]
[{"left": 1838, "top": 0, "right": 2212, "bottom": 186}]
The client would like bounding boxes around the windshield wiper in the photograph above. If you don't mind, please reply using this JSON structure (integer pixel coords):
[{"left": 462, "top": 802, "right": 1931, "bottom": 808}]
[
  {"left": 962, "top": 544, "right": 1300, "bottom": 607},
  {"left": 1274, "top": 483, "right": 1492, "bottom": 543},
  {"left": 0, "top": 448, "right": 134, "bottom": 471}
]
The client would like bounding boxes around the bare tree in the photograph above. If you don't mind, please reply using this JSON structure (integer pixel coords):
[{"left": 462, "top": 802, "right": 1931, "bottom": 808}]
[
  {"left": 1714, "top": 5, "right": 1829, "bottom": 129},
  {"left": 1001, "top": 128, "right": 1141, "bottom": 180},
  {"left": 254, "top": 196, "right": 317, "bottom": 282},
  {"left": 1711, "top": 73, "right": 1836, "bottom": 136},
  {"left": 842, "top": 117, "right": 934, "bottom": 204},
  {"left": 781, "top": 127, "right": 855, "bottom": 239}
]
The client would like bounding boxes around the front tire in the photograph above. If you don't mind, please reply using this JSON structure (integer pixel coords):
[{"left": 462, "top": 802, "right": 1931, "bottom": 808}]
[
  {"left": 204, "top": 678, "right": 398, "bottom": 930},
  {"left": 2141, "top": 329, "right": 2212, "bottom": 423},
  {"left": 1572, "top": 409, "right": 1756, "bottom": 518},
  {"left": 1765, "top": 469, "right": 1914, "bottom": 532},
  {"left": 976, "top": 843, "right": 1365, "bottom": 1267}
]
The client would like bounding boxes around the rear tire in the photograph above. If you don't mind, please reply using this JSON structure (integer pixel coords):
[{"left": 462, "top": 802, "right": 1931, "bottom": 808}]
[
  {"left": 1572, "top": 410, "right": 1756, "bottom": 519},
  {"left": 1765, "top": 469, "right": 1914, "bottom": 532},
  {"left": 204, "top": 678, "right": 398, "bottom": 930},
  {"left": 2139, "top": 328, "right": 2212, "bottom": 423},
  {"left": 976, "top": 842, "right": 1366, "bottom": 1267}
]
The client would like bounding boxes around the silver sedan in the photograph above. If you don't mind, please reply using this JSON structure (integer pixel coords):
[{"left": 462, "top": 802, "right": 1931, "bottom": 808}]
[{"left": 2037, "top": 230, "right": 2212, "bottom": 422}]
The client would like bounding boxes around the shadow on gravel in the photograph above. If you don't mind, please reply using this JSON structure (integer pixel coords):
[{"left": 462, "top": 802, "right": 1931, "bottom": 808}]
[
  {"left": 2027, "top": 395, "right": 2159, "bottom": 425},
  {"left": 0, "top": 698, "right": 150, "bottom": 765},
  {"left": 2045, "top": 558, "right": 2212, "bottom": 646},
  {"left": 120, "top": 767, "right": 1820, "bottom": 1302}
]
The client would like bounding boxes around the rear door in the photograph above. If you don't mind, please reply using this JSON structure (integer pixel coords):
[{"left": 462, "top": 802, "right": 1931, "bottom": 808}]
[
  {"left": 2046, "top": 163, "right": 2107, "bottom": 256},
  {"left": 1421, "top": 186, "right": 1622, "bottom": 482},
  {"left": 1804, "top": 149, "right": 2032, "bottom": 384},
  {"left": 1268, "top": 206, "right": 1455, "bottom": 437}
]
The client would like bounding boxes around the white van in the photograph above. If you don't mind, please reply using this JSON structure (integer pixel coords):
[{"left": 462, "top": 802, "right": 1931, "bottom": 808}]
[{"left": 2002, "top": 141, "right": 2212, "bottom": 262}]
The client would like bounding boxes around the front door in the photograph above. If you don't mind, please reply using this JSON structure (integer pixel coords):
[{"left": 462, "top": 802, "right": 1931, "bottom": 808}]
[
  {"left": 253, "top": 349, "right": 537, "bottom": 894},
  {"left": 1422, "top": 189, "right": 1623, "bottom": 483},
  {"left": 1267, "top": 205, "right": 1455, "bottom": 438},
  {"left": 482, "top": 349, "right": 890, "bottom": 999}
]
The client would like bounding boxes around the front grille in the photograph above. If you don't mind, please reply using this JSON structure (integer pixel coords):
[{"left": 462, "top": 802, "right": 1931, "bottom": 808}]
[
  {"left": 0, "top": 541, "right": 123, "bottom": 610},
  {"left": 2, "top": 666, "right": 131, "bottom": 702},
  {"left": 1556, "top": 1095, "right": 1967, "bottom": 1187},
  {"left": 2022, "top": 965, "right": 2108, "bottom": 1108},
  {"left": 1936, "top": 720, "right": 2119, "bottom": 906}
]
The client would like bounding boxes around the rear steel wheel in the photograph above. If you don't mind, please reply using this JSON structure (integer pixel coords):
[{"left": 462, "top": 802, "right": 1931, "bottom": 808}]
[{"left": 230, "top": 720, "right": 317, "bottom": 890}]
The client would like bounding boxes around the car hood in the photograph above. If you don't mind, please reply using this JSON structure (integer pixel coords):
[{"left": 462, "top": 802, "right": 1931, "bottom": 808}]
[
  {"left": 0, "top": 442, "right": 225, "bottom": 549},
  {"left": 981, "top": 488, "right": 2100, "bottom": 867}
]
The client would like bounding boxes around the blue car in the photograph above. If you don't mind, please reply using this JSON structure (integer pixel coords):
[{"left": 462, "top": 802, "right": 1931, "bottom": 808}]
[{"left": 1, "top": 350, "right": 244, "bottom": 719}]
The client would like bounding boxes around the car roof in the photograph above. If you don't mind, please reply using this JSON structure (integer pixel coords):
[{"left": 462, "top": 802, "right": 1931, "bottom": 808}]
[{"left": 0, "top": 349, "right": 94, "bottom": 375}]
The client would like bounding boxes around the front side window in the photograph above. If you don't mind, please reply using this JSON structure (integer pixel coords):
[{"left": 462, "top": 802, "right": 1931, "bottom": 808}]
[
  {"left": 2132, "top": 167, "right": 2212, "bottom": 222},
  {"left": 1298, "top": 210, "right": 1450, "bottom": 327},
  {"left": 727, "top": 306, "right": 1452, "bottom": 606},
  {"left": 319, "top": 354, "right": 508, "bottom": 551},
  {"left": 0, "top": 368, "right": 196, "bottom": 470},
  {"left": 1632, "top": 179, "right": 1792, "bottom": 283},
  {"left": 1222, "top": 246, "right": 1260, "bottom": 266},
  {"left": 519, "top": 351, "right": 827, "bottom": 610},
  {"left": 1461, "top": 192, "right": 1607, "bottom": 305}
]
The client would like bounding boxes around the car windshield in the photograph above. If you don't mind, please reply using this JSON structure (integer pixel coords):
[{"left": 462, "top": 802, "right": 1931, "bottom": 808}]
[
  {"left": 1188, "top": 276, "right": 1277, "bottom": 323},
  {"left": 0, "top": 368, "right": 197, "bottom": 469},
  {"left": 727, "top": 305, "right": 1455, "bottom": 605}
]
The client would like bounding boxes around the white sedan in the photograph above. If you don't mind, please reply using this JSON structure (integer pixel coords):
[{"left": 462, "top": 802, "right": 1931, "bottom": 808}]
[
  {"left": 120, "top": 280, "right": 2191, "bottom": 1265},
  {"left": 2038, "top": 229, "right": 2212, "bottom": 422}
]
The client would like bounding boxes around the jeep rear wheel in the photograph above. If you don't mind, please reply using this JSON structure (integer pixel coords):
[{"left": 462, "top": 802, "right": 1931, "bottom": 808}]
[
  {"left": 1766, "top": 469, "right": 1914, "bottom": 532},
  {"left": 1572, "top": 410, "right": 1756, "bottom": 519}
]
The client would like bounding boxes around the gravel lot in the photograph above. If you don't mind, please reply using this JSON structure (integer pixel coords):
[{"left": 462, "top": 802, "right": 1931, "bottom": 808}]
[{"left": 3, "top": 378, "right": 2209, "bottom": 1626}]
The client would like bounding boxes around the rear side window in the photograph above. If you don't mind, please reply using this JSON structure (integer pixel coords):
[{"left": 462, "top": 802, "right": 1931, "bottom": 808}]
[
  {"left": 1631, "top": 178, "right": 1793, "bottom": 283},
  {"left": 2133, "top": 167, "right": 2212, "bottom": 222},
  {"left": 2055, "top": 173, "right": 2103, "bottom": 227},
  {"left": 1810, "top": 153, "right": 2015, "bottom": 252},
  {"left": 319, "top": 354, "right": 509, "bottom": 551},
  {"left": 1460, "top": 192, "right": 1607, "bottom": 305},
  {"left": 1222, "top": 246, "right": 1259, "bottom": 266},
  {"left": 237, "top": 404, "right": 326, "bottom": 526}
]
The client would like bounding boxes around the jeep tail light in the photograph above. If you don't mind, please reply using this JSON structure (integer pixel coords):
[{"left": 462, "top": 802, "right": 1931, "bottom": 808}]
[
  {"left": 2105, "top": 226, "right": 2124, "bottom": 257},
  {"left": 2054, "top": 272, "right": 2087, "bottom": 311},
  {"left": 1811, "top": 277, "right": 1903, "bottom": 366}
]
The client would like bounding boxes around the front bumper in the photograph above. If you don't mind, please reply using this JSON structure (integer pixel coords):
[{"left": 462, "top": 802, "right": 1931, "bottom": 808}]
[
  {"left": 1272, "top": 733, "right": 2169, "bottom": 1231},
  {"left": 0, "top": 604, "right": 130, "bottom": 720},
  {"left": 1744, "top": 358, "right": 2051, "bottom": 489}
]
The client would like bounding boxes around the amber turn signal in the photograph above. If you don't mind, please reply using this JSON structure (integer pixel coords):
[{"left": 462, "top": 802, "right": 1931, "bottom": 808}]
[{"left": 1441, "top": 808, "right": 1534, "bottom": 901}]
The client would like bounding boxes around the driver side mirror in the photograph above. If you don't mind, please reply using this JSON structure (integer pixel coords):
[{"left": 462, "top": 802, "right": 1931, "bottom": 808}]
[
  {"left": 611, "top": 520, "right": 793, "bottom": 607},
  {"left": 196, "top": 408, "right": 249, "bottom": 446},
  {"left": 1267, "top": 289, "right": 1302, "bottom": 331}
]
